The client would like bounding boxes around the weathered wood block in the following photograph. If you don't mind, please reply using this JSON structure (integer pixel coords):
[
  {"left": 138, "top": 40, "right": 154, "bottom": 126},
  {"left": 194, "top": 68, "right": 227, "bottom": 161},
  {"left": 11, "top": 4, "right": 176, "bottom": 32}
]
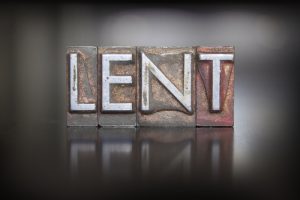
[
  {"left": 98, "top": 47, "right": 137, "bottom": 127},
  {"left": 196, "top": 46, "right": 234, "bottom": 126},
  {"left": 137, "top": 47, "right": 196, "bottom": 127},
  {"left": 66, "top": 46, "right": 98, "bottom": 126}
]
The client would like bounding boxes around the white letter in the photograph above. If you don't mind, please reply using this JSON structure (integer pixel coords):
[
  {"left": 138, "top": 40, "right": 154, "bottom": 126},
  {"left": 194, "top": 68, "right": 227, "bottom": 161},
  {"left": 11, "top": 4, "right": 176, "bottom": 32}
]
[
  {"left": 70, "top": 53, "right": 96, "bottom": 111},
  {"left": 141, "top": 52, "right": 192, "bottom": 112},
  {"left": 199, "top": 54, "right": 234, "bottom": 111},
  {"left": 102, "top": 54, "right": 133, "bottom": 111}
]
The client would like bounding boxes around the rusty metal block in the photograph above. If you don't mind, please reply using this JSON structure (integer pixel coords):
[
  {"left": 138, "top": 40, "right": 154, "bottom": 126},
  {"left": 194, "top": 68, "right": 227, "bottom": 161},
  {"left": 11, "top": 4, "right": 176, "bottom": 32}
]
[
  {"left": 196, "top": 46, "right": 234, "bottom": 126},
  {"left": 137, "top": 47, "right": 196, "bottom": 127},
  {"left": 98, "top": 47, "right": 137, "bottom": 127},
  {"left": 66, "top": 46, "right": 98, "bottom": 126}
]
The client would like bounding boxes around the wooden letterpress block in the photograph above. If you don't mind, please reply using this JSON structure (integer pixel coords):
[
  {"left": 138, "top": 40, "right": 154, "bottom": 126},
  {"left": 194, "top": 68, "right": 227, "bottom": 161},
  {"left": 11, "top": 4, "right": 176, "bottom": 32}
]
[
  {"left": 196, "top": 47, "right": 234, "bottom": 126},
  {"left": 98, "top": 47, "right": 137, "bottom": 127},
  {"left": 66, "top": 46, "right": 98, "bottom": 126},
  {"left": 137, "top": 47, "right": 196, "bottom": 127}
]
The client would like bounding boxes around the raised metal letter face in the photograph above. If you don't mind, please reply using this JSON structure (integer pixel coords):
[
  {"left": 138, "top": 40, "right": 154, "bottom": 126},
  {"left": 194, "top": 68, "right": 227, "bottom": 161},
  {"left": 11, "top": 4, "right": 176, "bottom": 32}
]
[
  {"left": 98, "top": 47, "right": 137, "bottom": 127},
  {"left": 67, "top": 47, "right": 98, "bottom": 126},
  {"left": 141, "top": 53, "right": 192, "bottom": 112},
  {"left": 196, "top": 47, "right": 235, "bottom": 126},
  {"left": 199, "top": 54, "right": 234, "bottom": 111},
  {"left": 137, "top": 47, "right": 195, "bottom": 127},
  {"left": 70, "top": 53, "right": 96, "bottom": 111},
  {"left": 102, "top": 54, "right": 133, "bottom": 111}
]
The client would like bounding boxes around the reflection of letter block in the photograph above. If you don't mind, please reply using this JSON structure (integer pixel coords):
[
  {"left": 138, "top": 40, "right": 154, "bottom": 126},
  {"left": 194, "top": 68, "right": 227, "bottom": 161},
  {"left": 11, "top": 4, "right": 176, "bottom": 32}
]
[
  {"left": 195, "top": 128, "right": 233, "bottom": 179},
  {"left": 67, "top": 127, "right": 98, "bottom": 175},
  {"left": 137, "top": 128, "right": 195, "bottom": 178},
  {"left": 137, "top": 47, "right": 196, "bottom": 127},
  {"left": 196, "top": 47, "right": 234, "bottom": 126},
  {"left": 100, "top": 128, "right": 135, "bottom": 180},
  {"left": 66, "top": 46, "right": 98, "bottom": 126},
  {"left": 98, "top": 47, "right": 137, "bottom": 127}
]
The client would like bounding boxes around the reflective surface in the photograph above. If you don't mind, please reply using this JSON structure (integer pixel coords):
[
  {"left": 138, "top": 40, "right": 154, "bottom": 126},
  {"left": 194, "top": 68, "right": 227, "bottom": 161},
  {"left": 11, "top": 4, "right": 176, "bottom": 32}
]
[
  {"left": 1, "top": 124, "right": 296, "bottom": 199},
  {"left": 68, "top": 127, "right": 232, "bottom": 183}
]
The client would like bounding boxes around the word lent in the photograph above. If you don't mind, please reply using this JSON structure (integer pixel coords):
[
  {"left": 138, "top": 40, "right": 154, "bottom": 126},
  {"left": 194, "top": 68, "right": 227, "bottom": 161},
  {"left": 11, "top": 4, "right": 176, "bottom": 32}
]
[{"left": 66, "top": 46, "right": 234, "bottom": 127}]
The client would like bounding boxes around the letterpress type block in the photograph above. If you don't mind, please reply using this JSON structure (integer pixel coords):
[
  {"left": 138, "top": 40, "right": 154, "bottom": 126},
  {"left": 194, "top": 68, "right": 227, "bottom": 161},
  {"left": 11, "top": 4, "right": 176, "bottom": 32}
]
[
  {"left": 137, "top": 47, "right": 196, "bottom": 127},
  {"left": 66, "top": 46, "right": 98, "bottom": 126},
  {"left": 98, "top": 47, "right": 137, "bottom": 126},
  {"left": 196, "top": 47, "right": 234, "bottom": 126}
]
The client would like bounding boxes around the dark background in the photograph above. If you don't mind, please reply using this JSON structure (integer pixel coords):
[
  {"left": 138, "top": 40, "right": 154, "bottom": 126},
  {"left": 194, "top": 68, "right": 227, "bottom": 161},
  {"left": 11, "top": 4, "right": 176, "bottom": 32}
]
[{"left": 0, "top": 2, "right": 299, "bottom": 200}]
